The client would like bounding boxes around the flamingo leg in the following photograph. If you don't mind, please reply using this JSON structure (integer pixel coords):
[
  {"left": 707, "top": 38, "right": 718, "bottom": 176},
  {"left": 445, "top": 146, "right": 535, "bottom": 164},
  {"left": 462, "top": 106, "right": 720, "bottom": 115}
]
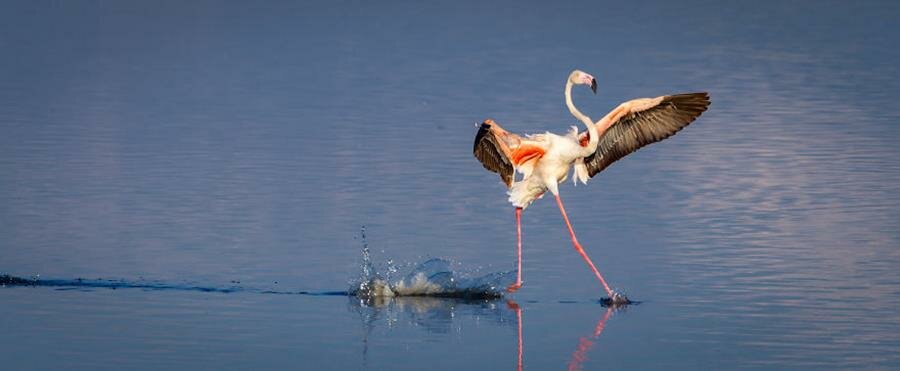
[
  {"left": 554, "top": 194, "right": 614, "bottom": 298},
  {"left": 508, "top": 207, "right": 524, "bottom": 292}
]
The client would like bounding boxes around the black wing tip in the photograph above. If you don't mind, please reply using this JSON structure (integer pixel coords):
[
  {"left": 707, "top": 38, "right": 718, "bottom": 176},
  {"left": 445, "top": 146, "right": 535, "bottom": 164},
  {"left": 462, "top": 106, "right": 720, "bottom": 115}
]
[
  {"left": 473, "top": 121, "right": 515, "bottom": 189},
  {"left": 667, "top": 92, "right": 711, "bottom": 114},
  {"left": 473, "top": 120, "right": 494, "bottom": 152},
  {"left": 476, "top": 119, "right": 497, "bottom": 133}
]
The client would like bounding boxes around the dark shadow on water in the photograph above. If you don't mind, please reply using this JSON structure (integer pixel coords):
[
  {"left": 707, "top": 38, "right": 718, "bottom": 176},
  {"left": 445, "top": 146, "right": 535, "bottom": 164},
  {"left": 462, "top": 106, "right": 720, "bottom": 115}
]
[
  {"left": 1, "top": 274, "right": 245, "bottom": 293},
  {"left": 1, "top": 273, "right": 352, "bottom": 295}
]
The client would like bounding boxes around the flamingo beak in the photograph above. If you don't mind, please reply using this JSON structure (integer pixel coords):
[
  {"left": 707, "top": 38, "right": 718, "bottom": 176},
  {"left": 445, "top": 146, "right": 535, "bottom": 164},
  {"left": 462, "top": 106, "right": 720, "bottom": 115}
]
[{"left": 590, "top": 78, "right": 597, "bottom": 94}]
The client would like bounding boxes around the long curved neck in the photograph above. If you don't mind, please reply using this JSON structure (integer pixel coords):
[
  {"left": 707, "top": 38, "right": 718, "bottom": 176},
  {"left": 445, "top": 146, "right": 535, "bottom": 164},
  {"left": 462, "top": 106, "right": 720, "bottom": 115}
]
[
  {"left": 565, "top": 81, "right": 599, "bottom": 153},
  {"left": 565, "top": 80, "right": 592, "bottom": 127}
]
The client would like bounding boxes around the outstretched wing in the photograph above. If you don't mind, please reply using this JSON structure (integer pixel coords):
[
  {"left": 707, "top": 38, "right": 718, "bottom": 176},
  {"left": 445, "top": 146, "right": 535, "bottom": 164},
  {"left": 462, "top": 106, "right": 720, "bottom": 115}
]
[
  {"left": 473, "top": 119, "right": 521, "bottom": 188},
  {"left": 584, "top": 92, "right": 710, "bottom": 177}
]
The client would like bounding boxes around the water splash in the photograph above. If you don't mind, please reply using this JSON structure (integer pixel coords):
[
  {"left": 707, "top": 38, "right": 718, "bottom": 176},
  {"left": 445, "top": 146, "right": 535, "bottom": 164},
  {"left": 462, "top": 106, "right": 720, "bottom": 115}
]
[
  {"left": 601, "top": 291, "right": 632, "bottom": 306},
  {"left": 350, "top": 228, "right": 515, "bottom": 299},
  {"left": 351, "top": 257, "right": 515, "bottom": 299}
]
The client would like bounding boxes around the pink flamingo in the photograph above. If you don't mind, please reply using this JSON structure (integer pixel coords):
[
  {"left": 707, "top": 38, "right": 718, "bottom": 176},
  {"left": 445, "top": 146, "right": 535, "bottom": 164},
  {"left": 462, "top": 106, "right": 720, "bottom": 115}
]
[{"left": 474, "top": 69, "right": 710, "bottom": 301}]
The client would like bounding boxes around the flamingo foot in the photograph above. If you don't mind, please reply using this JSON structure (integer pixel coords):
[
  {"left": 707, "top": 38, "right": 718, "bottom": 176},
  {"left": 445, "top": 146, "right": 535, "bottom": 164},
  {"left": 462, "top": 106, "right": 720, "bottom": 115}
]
[
  {"left": 506, "top": 282, "right": 523, "bottom": 293},
  {"left": 600, "top": 291, "right": 632, "bottom": 306}
]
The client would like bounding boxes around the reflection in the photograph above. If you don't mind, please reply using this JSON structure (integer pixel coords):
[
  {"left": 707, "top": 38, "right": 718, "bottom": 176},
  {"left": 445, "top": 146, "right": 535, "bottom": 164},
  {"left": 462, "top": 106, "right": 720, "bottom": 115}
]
[
  {"left": 349, "top": 295, "right": 514, "bottom": 367},
  {"left": 349, "top": 295, "right": 631, "bottom": 370},
  {"left": 567, "top": 306, "right": 615, "bottom": 371},
  {"left": 507, "top": 300, "right": 523, "bottom": 371},
  {"left": 352, "top": 295, "right": 509, "bottom": 333}
]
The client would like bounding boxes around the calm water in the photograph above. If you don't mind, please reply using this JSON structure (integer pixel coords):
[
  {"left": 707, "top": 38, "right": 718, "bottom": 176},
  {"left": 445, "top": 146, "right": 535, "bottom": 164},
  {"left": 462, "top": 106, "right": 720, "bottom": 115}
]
[{"left": 3, "top": 0, "right": 900, "bottom": 369}]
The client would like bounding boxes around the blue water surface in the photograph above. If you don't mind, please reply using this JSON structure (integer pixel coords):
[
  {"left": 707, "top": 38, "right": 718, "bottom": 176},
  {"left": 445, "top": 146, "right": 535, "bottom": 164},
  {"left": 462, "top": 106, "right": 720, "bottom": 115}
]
[{"left": 2, "top": 0, "right": 900, "bottom": 369}]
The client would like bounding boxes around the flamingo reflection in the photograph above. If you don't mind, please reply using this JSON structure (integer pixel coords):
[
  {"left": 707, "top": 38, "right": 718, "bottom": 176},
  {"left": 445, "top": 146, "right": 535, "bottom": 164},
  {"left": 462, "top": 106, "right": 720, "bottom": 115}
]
[
  {"left": 507, "top": 301, "right": 524, "bottom": 371},
  {"left": 507, "top": 299, "right": 622, "bottom": 371},
  {"left": 352, "top": 296, "right": 624, "bottom": 370},
  {"left": 567, "top": 306, "right": 614, "bottom": 371}
]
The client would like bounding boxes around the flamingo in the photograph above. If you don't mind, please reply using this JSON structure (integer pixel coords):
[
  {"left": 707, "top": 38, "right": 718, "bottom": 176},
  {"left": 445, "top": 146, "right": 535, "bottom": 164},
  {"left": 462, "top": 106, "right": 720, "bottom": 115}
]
[{"left": 474, "top": 69, "right": 710, "bottom": 302}]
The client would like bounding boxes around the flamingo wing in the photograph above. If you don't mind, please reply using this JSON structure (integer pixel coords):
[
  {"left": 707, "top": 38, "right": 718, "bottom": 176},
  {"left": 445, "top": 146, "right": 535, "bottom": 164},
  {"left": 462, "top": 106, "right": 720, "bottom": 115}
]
[
  {"left": 474, "top": 119, "right": 522, "bottom": 188},
  {"left": 584, "top": 92, "right": 710, "bottom": 177}
]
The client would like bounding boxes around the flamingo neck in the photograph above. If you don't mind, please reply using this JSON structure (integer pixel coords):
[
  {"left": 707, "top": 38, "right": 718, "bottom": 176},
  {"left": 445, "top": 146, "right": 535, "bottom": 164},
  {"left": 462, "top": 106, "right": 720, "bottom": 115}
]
[
  {"left": 565, "top": 81, "right": 599, "bottom": 153},
  {"left": 565, "top": 81, "right": 592, "bottom": 127}
]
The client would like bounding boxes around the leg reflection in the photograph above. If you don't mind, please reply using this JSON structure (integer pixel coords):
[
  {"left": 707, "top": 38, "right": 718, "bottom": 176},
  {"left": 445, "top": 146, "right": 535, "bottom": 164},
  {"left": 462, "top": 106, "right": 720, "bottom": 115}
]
[
  {"left": 567, "top": 307, "right": 614, "bottom": 371},
  {"left": 507, "top": 300, "right": 523, "bottom": 371}
]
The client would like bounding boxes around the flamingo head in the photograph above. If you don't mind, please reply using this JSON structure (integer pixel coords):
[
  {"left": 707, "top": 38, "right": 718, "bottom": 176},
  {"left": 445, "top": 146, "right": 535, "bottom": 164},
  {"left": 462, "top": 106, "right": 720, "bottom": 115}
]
[{"left": 569, "top": 70, "right": 597, "bottom": 94}]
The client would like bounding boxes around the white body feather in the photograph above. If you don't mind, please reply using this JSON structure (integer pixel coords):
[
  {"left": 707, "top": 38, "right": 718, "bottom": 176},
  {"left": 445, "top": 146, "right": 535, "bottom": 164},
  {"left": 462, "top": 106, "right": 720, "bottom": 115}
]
[{"left": 507, "top": 127, "right": 593, "bottom": 209}]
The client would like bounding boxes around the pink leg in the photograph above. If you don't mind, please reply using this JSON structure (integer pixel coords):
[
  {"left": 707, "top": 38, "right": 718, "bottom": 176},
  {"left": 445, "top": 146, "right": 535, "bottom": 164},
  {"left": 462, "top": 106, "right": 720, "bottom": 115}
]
[
  {"left": 508, "top": 207, "right": 524, "bottom": 292},
  {"left": 554, "top": 194, "right": 614, "bottom": 298}
]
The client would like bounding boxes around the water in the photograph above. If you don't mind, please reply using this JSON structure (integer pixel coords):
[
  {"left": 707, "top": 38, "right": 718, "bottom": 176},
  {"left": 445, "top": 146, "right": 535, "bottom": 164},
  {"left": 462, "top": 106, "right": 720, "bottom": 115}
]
[{"left": 2, "top": 0, "right": 900, "bottom": 369}]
